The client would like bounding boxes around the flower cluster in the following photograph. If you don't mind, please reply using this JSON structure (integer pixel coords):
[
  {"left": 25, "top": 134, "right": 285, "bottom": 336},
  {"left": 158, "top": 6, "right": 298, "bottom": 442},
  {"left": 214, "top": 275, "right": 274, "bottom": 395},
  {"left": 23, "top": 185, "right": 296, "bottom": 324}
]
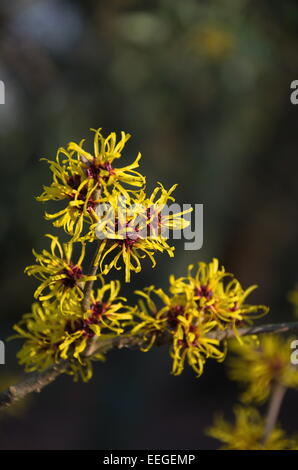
[
  {"left": 15, "top": 128, "right": 190, "bottom": 378},
  {"left": 131, "top": 259, "right": 268, "bottom": 376},
  {"left": 37, "top": 129, "right": 144, "bottom": 241},
  {"left": 207, "top": 406, "right": 298, "bottom": 450},
  {"left": 228, "top": 335, "right": 298, "bottom": 403},
  {"left": 93, "top": 183, "right": 191, "bottom": 282},
  {"left": 15, "top": 128, "right": 270, "bottom": 389},
  {"left": 10, "top": 126, "right": 297, "bottom": 447},
  {"left": 206, "top": 332, "right": 298, "bottom": 449},
  {"left": 36, "top": 128, "right": 190, "bottom": 281},
  {"left": 14, "top": 280, "right": 133, "bottom": 381},
  {"left": 25, "top": 235, "right": 94, "bottom": 312}
]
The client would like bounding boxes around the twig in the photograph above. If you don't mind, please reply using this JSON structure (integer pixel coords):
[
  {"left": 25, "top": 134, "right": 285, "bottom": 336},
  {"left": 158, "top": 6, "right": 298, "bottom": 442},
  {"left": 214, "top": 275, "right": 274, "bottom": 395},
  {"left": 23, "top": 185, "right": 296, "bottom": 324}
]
[
  {"left": 82, "top": 240, "right": 103, "bottom": 355},
  {"left": 81, "top": 246, "right": 100, "bottom": 312},
  {"left": 208, "top": 321, "right": 298, "bottom": 340},
  {"left": 0, "top": 334, "right": 144, "bottom": 410},
  {"left": 1, "top": 321, "right": 298, "bottom": 410},
  {"left": 81, "top": 186, "right": 102, "bottom": 312},
  {"left": 0, "top": 360, "right": 69, "bottom": 409},
  {"left": 262, "top": 382, "right": 287, "bottom": 444}
]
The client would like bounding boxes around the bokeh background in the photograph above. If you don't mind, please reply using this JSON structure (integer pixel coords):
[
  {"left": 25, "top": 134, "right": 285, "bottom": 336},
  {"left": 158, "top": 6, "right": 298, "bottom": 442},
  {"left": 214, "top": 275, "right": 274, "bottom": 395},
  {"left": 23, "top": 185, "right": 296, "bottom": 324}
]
[{"left": 0, "top": 0, "right": 297, "bottom": 449}]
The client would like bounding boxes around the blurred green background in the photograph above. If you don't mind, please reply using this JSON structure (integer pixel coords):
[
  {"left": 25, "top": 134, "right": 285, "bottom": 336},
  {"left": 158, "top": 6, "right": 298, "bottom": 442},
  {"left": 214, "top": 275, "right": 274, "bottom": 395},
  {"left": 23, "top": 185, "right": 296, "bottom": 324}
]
[{"left": 0, "top": 0, "right": 297, "bottom": 449}]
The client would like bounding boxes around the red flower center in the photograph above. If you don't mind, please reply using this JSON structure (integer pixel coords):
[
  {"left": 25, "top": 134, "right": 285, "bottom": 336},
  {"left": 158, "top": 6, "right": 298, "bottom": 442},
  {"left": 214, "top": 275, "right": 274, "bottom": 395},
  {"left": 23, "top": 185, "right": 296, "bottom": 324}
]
[
  {"left": 85, "top": 161, "right": 115, "bottom": 182},
  {"left": 61, "top": 264, "right": 83, "bottom": 288},
  {"left": 195, "top": 285, "right": 213, "bottom": 300},
  {"left": 166, "top": 305, "right": 184, "bottom": 329}
]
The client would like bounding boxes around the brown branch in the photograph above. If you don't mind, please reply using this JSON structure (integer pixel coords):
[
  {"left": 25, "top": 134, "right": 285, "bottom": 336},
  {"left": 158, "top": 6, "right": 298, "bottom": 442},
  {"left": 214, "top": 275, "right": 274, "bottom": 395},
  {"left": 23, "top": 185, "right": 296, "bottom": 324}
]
[
  {"left": 0, "top": 334, "right": 144, "bottom": 410},
  {"left": 1, "top": 321, "right": 298, "bottom": 410},
  {"left": 81, "top": 257, "right": 100, "bottom": 312},
  {"left": 81, "top": 186, "right": 102, "bottom": 312},
  {"left": 0, "top": 360, "right": 69, "bottom": 409},
  {"left": 82, "top": 240, "right": 103, "bottom": 355},
  {"left": 208, "top": 321, "right": 298, "bottom": 340},
  {"left": 262, "top": 382, "right": 287, "bottom": 444}
]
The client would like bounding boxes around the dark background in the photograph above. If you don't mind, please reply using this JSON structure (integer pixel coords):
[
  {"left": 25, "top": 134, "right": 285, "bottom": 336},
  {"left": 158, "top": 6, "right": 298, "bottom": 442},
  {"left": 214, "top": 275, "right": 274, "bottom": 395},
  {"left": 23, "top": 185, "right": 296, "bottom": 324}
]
[{"left": 0, "top": 0, "right": 297, "bottom": 449}]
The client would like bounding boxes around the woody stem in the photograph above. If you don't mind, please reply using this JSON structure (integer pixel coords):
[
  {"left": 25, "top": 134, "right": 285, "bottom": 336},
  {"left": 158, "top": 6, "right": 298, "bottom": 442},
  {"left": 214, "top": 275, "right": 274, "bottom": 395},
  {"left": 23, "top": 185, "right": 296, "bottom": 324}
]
[
  {"left": 81, "top": 245, "right": 101, "bottom": 311},
  {"left": 262, "top": 382, "right": 287, "bottom": 444},
  {"left": 81, "top": 186, "right": 102, "bottom": 312},
  {"left": 1, "top": 320, "right": 298, "bottom": 410}
]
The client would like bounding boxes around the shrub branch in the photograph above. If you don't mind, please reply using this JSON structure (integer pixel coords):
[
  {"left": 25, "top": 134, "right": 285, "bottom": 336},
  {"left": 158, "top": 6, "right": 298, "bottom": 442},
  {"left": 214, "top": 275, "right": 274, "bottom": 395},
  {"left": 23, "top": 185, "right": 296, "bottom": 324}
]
[
  {"left": 1, "top": 320, "right": 298, "bottom": 410},
  {"left": 262, "top": 382, "right": 287, "bottom": 443}
]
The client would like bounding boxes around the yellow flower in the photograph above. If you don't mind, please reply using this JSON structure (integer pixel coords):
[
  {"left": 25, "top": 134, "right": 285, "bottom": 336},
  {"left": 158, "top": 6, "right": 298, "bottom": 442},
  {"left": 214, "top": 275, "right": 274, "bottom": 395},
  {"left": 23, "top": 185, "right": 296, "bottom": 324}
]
[
  {"left": 13, "top": 280, "right": 133, "bottom": 381},
  {"left": 206, "top": 405, "right": 297, "bottom": 450},
  {"left": 13, "top": 300, "right": 101, "bottom": 381},
  {"left": 25, "top": 235, "right": 96, "bottom": 311},
  {"left": 130, "top": 259, "right": 268, "bottom": 377},
  {"left": 37, "top": 146, "right": 100, "bottom": 240},
  {"left": 94, "top": 238, "right": 173, "bottom": 284},
  {"left": 137, "top": 183, "right": 192, "bottom": 237},
  {"left": 93, "top": 184, "right": 190, "bottom": 282},
  {"left": 37, "top": 129, "right": 145, "bottom": 240},
  {"left": 228, "top": 335, "right": 298, "bottom": 403},
  {"left": 130, "top": 260, "right": 268, "bottom": 377},
  {"left": 131, "top": 286, "right": 225, "bottom": 376},
  {"left": 68, "top": 128, "right": 145, "bottom": 195},
  {"left": 170, "top": 258, "right": 268, "bottom": 333},
  {"left": 171, "top": 319, "right": 224, "bottom": 377},
  {"left": 83, "top": 278, "right": 133, "bottom": 335},
  {"left": 131, "top": 286, "right": 181, "bottom": 350}
]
